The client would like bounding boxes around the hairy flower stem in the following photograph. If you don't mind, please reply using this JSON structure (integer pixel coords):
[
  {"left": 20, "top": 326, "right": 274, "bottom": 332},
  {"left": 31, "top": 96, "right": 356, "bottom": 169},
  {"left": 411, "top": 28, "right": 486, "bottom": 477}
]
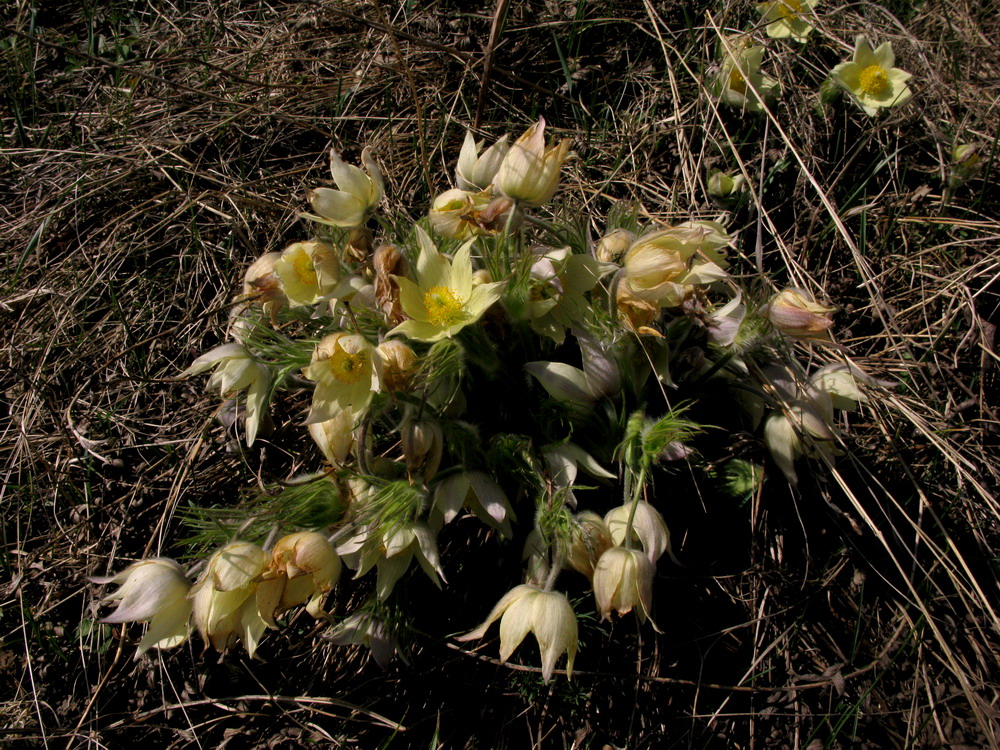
[{"left": 622, "top": 466, "right": 647, "bottom": 550}]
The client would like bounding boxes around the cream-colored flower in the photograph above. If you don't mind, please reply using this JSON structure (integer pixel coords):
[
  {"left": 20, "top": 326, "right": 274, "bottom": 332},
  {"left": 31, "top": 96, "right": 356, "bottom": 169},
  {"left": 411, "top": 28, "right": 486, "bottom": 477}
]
[
  {"left": 388, "top": 227, "right": 505, "bottom": 343},
  {"left": 565, "top": 511, "right": 613, "bottom": 580},
  {"left": 303, "top": 147, "right": 384, "bottom": 228},
  {"left": 593, "top": 546, "right": 655, "bottom": 624},
  {"left": 272, "top": 240, "right": 342, "bottom": 307},
  {"left": 401, "top": 417, "right": 444, "bottom": 483},
  {"left": 309, "top": 409, "right": 356, "bottom": 466},
  {"left": 302, "top": 333, "right": 381, "bottom": 424},
  {"left": 456, "top": 130, "right": 510, "bottom": 191},
  {"left": 831, "top": 36, "right": 912, "bottom": 116},
  {"left": 431, "top": 471, "right": 515, "bottom": 536},
  {"left": 714, "top": 42, "right": 780, "bottom": 113},
  {"left": 263, "top": 532, "right": 341, "bottom": 620},
  {"left": 763, "top": 401, "right": 839, "bottom": 485},
  {"left": 90, "top": 558, "right": 192, "bottom": 658},
  {"left": 604, "top": 501, "right": 672, "bottom": 565},
  {"left": 182, "top": 343, "right": 272, "bottom": 446},
  {"left": 761, "top": 287, "right": 836, "bottom": 342},
  {"left": 756, "top": 0, "right": 819, "bottom": 42},
  {"left": 189, "top": 542, "right": 279, "bottom": 656},
  {"left": 495, "top": 117, "right": 572, "bottom": 207},
  {"left": 457, "top": 584, "right": 578, "bottom": 682},
  {"left": 330, "top": 612, "right": 400, "bottom": 668},
  {"left": 428, "top": 188, "right": 494, "bottom": 240},
  {"left": 338, "top": 521, "right": 446, "bottom": 601},
  {"left": 621, "top": 221, "right": 731, "bottom": 308},
  {"left": 524, "top": 247, "right": 616, "bottom": 344}
]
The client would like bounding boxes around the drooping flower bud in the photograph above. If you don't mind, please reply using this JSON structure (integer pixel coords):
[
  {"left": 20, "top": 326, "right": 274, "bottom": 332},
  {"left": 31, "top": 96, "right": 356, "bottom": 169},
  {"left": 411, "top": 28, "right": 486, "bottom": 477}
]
[
  {"left": 594, "top": 229, "right": 635, "bottom": 264},
  {"left": 377, "top": 340, "right": 418, "bottom": 393},
  {"left": 373, "top": 244, "right": 408, "bottom": 324},
  {"left": 401, "top": 418, "right": 444, "bottom": 483},
  {"left": 604, "top": 501, "right": 672, "bottom": 565},
  {"left": 761, "top": 288, "right": 836, "bottom": 342},
  {"left": 564, "top": 511, "right": 613, "bottom": 580},
  {"left": 593, "top": 546, "right": 655, "bottom": 624}
]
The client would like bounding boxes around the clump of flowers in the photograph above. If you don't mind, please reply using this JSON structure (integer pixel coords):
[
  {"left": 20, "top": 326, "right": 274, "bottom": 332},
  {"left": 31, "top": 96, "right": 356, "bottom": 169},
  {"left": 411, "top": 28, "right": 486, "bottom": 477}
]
[{"left": 91, "top": 116, "right": 883, "bottom": 679}]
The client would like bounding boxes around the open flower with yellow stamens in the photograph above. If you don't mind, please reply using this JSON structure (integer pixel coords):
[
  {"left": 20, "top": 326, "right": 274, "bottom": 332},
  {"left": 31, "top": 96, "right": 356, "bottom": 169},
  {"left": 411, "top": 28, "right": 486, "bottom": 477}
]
[
  {"left": 756, "top": 0, "right": 819, "bottom": 43},
  {"left": 303, "top": 333, "right": 381, "bottom": 424},
  {"left": 272, "top": 240, "right": 342, "bottom": 307},
  {"left": 714, "top": 41, "right": 780, "bottom": 113},
  {"left": 831, "top": 36, "right": 912, "bottom": 116},
  {"left": 387, "top": 227, "right": 505, "bottom": 343}
]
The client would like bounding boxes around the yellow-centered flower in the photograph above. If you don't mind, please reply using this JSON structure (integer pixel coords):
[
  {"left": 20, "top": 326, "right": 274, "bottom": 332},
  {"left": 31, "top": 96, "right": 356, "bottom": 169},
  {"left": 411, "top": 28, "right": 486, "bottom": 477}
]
[
  {"left": 303, "top": 333, "right": 381, "bottom": 424},
  {"left": 756, "top": 0, "right": 819, "bottom": 42},
  {"left": 831, "top": 36, "right": 912, "bottom": 116},
  {"left": 388, "top": 227, "right": 505, "bottom": 343},
  {"left": 714, "top": 41, "right": 780, "bottom": 113}
]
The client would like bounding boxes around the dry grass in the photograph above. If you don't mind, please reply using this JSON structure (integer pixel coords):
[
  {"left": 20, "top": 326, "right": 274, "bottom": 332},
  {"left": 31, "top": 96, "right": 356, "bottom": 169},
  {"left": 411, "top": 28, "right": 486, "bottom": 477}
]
[{"left": 2, "top": 0, "right": 999, "bottom": 747}]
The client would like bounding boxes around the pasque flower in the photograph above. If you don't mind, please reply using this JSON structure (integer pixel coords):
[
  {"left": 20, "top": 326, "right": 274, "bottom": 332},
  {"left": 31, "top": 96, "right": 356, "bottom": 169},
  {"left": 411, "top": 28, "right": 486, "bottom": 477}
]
[
  {"left": 714, "top": 41, "right": 780, "bottom": 113},
  {"left": 388, "top": 227, "right": 505, "bottom": 343},
  {"left": 831, "top": 36, "right": 912, "bottom": 116},
  {"left": 302, "top": 333, "right": 381, "bottom": 424},
  {"left": 761, "top": 287, "right": 836, "bottom": 342},
  {"left": 604, "top": 501, "right": 672, "bottom": 565},
  {"left": 495, "top": 117, "right": 572, "bottom": 207},
  {"left": 457, "top": 584, "right": 578, "bottom": 682},
  {"left": 190, "top": 542, "right": 278, "bottom": 656},
  {"left": 756, "top": 0, "right": 819, "bottom": 42},
  {"left": 620, "top": 221, "right": 731, "bottom": 309},
  {"left": 593, "top": 546, "right": 655, "bottom": 625},
  {"left": 456, "top": 130, "right": 509, "bottom": 191},
  {"left": 303, "top": 147, "right": 384, "bottom": 228},
  {"left": 272, "top": 240, "right": 344, "bottom": 307},
  {"left": 182, "top": 343, "right": 272, "bottom": 446},
  {"left": 262, "top": 532, "right": 341, "bottom": 620},
  {"left": 90, "top": 558, "right": 192, "bottom": 658}
]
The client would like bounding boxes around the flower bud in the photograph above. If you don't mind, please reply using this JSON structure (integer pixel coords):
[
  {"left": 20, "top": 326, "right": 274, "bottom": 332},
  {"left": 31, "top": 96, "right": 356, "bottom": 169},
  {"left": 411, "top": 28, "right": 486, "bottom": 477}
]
[
  {"left": 593, "top": 546, "right": 655, "bottom": 624},
  {"left": 565, "top": 511, "right": 613, "bottom": 580},
  {"left": 495, "top": 118, "right": 572, "bottom": 207},
  {"left": 242, "top": 252, "right": 286, "bottom": 321},
  {"left": 707, "top": 170, "right": 746, "bottom": 204},
  {"left": 401, "top": 418, "right": 444, "bottom": 483},
  {"left": 595, "top": 229, "right": 635, "bottom": 264},
  {"left": 762, "top": 288, "right": 836, "bottom": 342},
  {"left": 309, "top": 409, "right": 356, "bottom": 465},
  {"left": 377, "top": 340, "right": 418, "bottom": 393}
]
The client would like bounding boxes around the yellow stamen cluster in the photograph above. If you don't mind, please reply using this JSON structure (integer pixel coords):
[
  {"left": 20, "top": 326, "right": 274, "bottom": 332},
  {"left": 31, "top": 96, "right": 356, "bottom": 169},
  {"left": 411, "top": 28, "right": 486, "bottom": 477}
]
[
  {"left": 728, "top": 67, "right": 748, "bottom": 95},
  {"left": 423, "top": 285, "right": 465, "bottom": 327},
  {"left": 290, "top": 248, "right": 318, "bottom": 286},
  {"left": 328, "top": 348, "right": 368, "bottom": 384},
  {"left": 777, "top": 0, "right": 802, "bottom": 18},
  {"left": 859, "top": 65, "right": 889, "bottom": 96}
]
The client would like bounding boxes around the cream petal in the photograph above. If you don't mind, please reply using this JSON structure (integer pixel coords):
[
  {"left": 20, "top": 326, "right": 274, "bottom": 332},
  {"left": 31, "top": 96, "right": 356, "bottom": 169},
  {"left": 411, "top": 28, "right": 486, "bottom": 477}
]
[
  {"left": 308, "top": 188, "right": 366, "bottom": 227},
  {"left": 498, "top": 594, "right": 538, "bottom": 663}
]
